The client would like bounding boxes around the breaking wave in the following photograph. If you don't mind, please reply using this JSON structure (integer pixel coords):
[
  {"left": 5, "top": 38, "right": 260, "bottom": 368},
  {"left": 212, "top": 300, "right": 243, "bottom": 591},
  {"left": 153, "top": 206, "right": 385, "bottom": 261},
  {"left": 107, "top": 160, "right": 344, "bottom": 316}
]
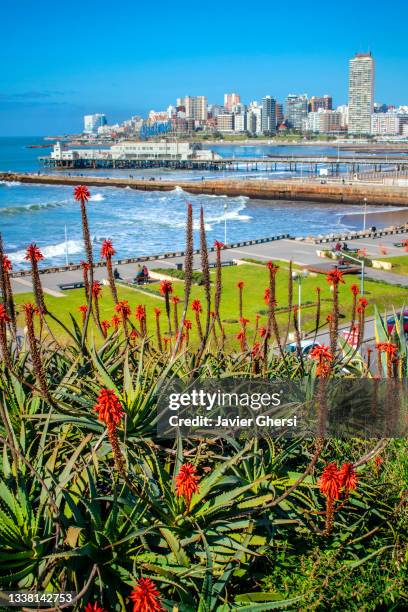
[
  {"left": 9, "top": 240, "right": 83, "bottom": 264},
  {"left": 0, "top": 200, "right": 68, "bottom": 216}
]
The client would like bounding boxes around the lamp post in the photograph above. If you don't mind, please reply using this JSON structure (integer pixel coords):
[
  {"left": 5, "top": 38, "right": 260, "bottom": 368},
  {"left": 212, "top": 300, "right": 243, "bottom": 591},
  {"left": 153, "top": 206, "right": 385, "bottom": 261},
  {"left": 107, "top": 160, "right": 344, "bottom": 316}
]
[
  {"left": 339, "top": 251, "right": 365, "bottom": 295},
  {"left": 224, "top": 202, "right": 228, "bottom": 244},
  {"left": 363, "top": 197, "right": 368, "bottom": 232},
  {"left": 292, "top": 269, "right": 309, "bottom": 336}
]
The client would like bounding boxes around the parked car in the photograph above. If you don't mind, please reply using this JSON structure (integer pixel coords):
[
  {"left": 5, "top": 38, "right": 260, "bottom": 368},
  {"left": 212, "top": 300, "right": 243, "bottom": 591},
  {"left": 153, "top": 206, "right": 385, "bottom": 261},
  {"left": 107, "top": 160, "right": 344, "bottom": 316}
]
[
  {"left": 286, "top": 340, "right": 321, "bottom": 356},
  {"left": 386, "top": 311, "right": 408, "bottom": 335}
]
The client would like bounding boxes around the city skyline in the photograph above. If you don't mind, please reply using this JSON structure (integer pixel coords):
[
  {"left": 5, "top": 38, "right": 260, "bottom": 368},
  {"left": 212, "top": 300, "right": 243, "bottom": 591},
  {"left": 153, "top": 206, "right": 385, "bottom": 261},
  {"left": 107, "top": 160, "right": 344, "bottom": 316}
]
[{"left": 1, "top": 0, "right": 407, "bottom": 136}]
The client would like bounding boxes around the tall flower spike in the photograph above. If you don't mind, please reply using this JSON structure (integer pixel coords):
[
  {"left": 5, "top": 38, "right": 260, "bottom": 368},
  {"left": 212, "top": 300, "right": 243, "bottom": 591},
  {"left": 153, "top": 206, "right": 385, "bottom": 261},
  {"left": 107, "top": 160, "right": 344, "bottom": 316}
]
[
  {"left": 176, "top": 463, "right": 200, "bottom": 510},
  {"left": 101, "top": 239, "right": 118, "bottom": 304},
  {"left": 25, "top": 243, "right": 46, "bottom": 313},
  {"left": 160, "top": 280, "right": 173, "bottom": 334},
  {"left": 74, "top": 185, "right": 93, "bottom": 345},
  {"left": 94, "top": 388, "right": 125, "bottom": 476},
  {"left": 130, "top": 577, "right": 164, "bottom": 612}
]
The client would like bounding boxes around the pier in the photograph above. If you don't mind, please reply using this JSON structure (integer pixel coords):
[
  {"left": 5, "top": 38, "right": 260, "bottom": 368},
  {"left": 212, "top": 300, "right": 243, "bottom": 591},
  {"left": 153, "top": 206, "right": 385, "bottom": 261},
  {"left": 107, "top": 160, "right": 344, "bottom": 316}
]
[
  {"left": 38, "top": 153, "right": 408, "bottom": 174},
  {"left": 2, "top": 171, "right": 408, "bottom": 206}
]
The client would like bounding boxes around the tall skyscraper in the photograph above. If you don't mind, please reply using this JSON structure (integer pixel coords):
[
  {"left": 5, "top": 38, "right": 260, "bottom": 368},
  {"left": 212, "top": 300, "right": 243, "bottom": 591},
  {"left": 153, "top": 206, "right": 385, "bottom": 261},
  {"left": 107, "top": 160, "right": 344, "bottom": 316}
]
[
  {"left": 285, "top": 94, "right": 308, "bottom": 130},
  {"left": 261, "top": 96, "right": 276, "bottom": 134},
  {"left": 224, "top": 93, "right": 241, "bottom": 111},
  {"left": 348, "top": 53, "right": 375, "bottom": 135}
]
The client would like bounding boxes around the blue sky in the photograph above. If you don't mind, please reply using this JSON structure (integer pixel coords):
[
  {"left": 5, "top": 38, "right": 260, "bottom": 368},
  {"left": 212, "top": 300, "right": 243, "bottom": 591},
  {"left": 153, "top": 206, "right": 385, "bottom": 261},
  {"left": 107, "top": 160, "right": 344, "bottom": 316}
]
[{"left": 0, "top": 0, "right": 407, "bottom": 136}]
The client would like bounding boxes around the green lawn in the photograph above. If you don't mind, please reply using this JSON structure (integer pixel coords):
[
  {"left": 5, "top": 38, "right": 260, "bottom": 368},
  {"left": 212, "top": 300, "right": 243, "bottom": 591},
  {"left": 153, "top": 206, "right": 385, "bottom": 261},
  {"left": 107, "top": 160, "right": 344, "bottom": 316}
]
[
  {"left": 382, "top": 254, "right": 408, "bottom": 276},
  {"left": 13, "top": 262, "right": 408, "bottom": 346}
]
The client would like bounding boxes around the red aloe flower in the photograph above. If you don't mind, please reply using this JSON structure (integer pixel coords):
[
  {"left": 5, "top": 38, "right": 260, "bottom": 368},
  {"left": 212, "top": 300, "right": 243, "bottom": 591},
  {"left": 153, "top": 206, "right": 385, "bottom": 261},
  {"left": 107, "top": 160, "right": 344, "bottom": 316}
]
[
  {"left": 358, "top": 297, "right": 368, "bottom": 309},
  {"left": 84, "top": 603, "right": 107, "bottom": 612},
  {"left": 25, "top": 243, "right": 44, "bottom": 263},
  {"left": 154, "top": 307, "right": 161, "bottom": 317},
  {"left": 326, "top": 269, "right": 345, "bottom": 285},
  {"left": 310, "top": 344, "right": 333, "bottom": 377},
  {"left": 191, "top": 299, "right": 202, "bottom": 313},
  {"left": 111, "top": 314, "right": 121, "bottom": 330},
  {"left": 92, "top": 280, "right": 102, "bottom": 299},
  {"left": 350, "top": 284, "right": 359, "bottom": 296},
  {"left": 376, "top": 341, "right": 398, "bottom": 356},
  {"left": 3, "top": 256, "right": 12, "bottom": 271},
  {"left": 101, "top": 320, "right": 111, "bottom": 336},
  {"left": 266, "top": 260, "right": 279, "bottom": 273},
  {"left": 339, "top": 462, "right": 358, "bottom": 492},
  {"left": 236, "top": 329, "right": 246, "bottom": 351},
  {"left": 214, "top": 240, "right": 224, "bottom": 250},
  {"left": 0, "top": 304, "right": 10, "bottom": 323},
  {"left": 73, "top": 185, "right": 90, "bottom": 203},
  {"left": 171, "top": 296, "right": 180, "bottom": 304},
  {"left": 239, "top": 317, "right": 250, "bottom": 327},
  {"left": 130, "top": 577, "right": 164, "bottom": 612},
  {"left": 159, "top": 279, "right": 173, "bottom": 296},
  {"left": 237, "top": 280, "right": 245, "bottom": 289},
  {"left": 115, "top": 300, "right": 131, "bottom": 318},
  {"left": 94, "top": 388, "right": 124, "bottom": 429},
  {"left": 176, "top": 463, "right": 200, "bottom": 507},
  {"left": 259, "top": 326, "right": 270, "bottom": 339},
  {"left": 78, "top": 304, "right": 88, "bottom": 322},
  {"left": 319, "top": 462, "right": 342, "bottom": 500},
  {"left": 252, "top": 341, "right": 262, "bottom": 358},
  {"left": 135, "top": 305, "right": 146, "bottom": 321},
  {"left": 100, "top": 239, "right": 115, "bottom": 259},
  {"left": 81, "top": 260, "right": 91, "bottom": 271},
  {"left": 184, "top": 319, "right": 192, "bottom": 330}
]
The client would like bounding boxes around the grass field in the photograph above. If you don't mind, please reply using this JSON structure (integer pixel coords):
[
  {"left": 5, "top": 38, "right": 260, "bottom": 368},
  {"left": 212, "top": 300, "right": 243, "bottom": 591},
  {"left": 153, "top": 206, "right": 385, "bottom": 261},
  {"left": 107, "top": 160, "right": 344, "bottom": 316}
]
[
  {"left": 383, "top": 254, "right": 408, "bottom": 276},
  {"left": 13, "top": 261, "right": 408, "bottom": 345}
]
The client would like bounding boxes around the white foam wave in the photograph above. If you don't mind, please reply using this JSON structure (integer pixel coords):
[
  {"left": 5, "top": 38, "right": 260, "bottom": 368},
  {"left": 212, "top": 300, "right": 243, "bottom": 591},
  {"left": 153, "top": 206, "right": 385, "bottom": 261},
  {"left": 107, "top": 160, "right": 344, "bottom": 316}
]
[
  {"left": 0, "top": 180, "right": 22, "bottom": 187},
  {"left": 90, "top": 193, "right": 105, "bottom": 202},
  {"left": 9, "top": 240, "right": 83, "bottom": 264}
]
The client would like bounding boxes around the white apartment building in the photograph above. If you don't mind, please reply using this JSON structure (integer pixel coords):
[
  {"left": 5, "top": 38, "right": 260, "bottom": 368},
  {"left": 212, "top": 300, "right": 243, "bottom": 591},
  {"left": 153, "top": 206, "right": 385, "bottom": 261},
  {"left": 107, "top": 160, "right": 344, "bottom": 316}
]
[
  {"left": 234, "top": 114, "right": 247, "bottom": 132},
  {"left": 371, "top": 113, "right": 400, "bottom": 136},
  {"left": 336, "top": 105, "right": 349, "bottom": 129},
  {"left": 348, "top": 53, "right": 375, "bottom": 135},
  {"left": 247, "top": 107, "right": 262, "bottom": 135}
]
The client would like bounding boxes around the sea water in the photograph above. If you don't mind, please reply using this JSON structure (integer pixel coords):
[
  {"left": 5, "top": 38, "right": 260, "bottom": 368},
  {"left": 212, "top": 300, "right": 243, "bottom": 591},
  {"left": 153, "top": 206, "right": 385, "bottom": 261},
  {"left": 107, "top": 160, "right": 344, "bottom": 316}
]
[{"left": 0, "top": 137, "right": 405, "bottom": 269}]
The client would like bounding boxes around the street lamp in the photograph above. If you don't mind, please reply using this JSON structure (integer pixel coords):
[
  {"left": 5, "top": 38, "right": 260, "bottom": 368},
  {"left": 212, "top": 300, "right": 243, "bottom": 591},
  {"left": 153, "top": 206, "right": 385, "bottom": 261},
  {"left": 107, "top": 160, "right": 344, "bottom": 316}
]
[
  {"left": 292, "top": 269, "right": 309, "bottom": 336},
  {"left": 224, "top": 202, "right": 228, "bottom": 244},
  {"left": 363, "top": 197, "right": 368, "bottom": 232},
  {"left": 339, "top": 251, "right": 365, "bottom": 295}
]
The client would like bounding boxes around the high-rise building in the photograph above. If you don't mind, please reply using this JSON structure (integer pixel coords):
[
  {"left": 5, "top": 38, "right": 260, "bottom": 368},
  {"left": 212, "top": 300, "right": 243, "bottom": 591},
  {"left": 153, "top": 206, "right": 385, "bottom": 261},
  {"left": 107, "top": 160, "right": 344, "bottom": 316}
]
[
  {"left": 184, "top": 96, "right": 208, "bottom": 122},
  {"left": 261, "top": 96, "right": 276, "bottom": 134},
  {"left": 234, "top": 113, "right": 247, "bottom": 132},
  {"left": 247, "top": 106, "right": 262, "bottom": 135},
  {"left": 285, "top": 94, "right": 308, "bottom": 130},
  {"left": 216, "top": 113, "right": 234, "bottom": 133},
  {"left": 83, "top": 114, "right": 107, "bottom": 134},
  {"left": 275, "top": 103, "right": 284, "bottom": 127},
  {"left": 308, "top": 95, "right": 332, "bottom": 113},
  {"left": 348, "top": 52, "right": 375, "bottom": 135},
  {"left": 336, "top": 105, "right": 349, "bottom": 129},
  {"left": 224, "top": 93, "right": 241, "bottom": 111}
]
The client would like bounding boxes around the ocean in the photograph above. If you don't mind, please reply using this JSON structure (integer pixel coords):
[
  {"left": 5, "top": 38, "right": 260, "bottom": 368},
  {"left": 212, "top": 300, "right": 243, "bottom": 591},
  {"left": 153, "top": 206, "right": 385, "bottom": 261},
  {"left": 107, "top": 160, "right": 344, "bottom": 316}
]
[{"left": 1, "top": 137, "right": 406, "bottom": 269}]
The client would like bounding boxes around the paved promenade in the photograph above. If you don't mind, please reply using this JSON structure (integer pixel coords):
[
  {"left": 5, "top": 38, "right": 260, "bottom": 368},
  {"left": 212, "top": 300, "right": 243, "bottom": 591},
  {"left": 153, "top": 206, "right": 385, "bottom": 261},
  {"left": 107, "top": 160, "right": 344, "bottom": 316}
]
[{"left": 10, "top": 232, "right": 408, "bottom": 296}]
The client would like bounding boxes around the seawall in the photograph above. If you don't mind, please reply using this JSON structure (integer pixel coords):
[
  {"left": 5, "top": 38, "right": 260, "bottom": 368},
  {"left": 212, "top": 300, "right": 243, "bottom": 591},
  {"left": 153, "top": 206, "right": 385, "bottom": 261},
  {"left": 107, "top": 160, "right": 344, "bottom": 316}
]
[{"left": 2, "top": 172, "right": 408, "bottom": 206}]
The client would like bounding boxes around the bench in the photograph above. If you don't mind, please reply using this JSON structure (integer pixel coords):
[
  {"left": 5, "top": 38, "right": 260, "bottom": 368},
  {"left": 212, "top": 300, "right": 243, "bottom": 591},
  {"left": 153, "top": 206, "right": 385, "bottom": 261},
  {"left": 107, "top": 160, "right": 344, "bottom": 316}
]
[
  {"left": 58, "top": 282, "right": 85, "bottom": 291},
  {"left": 208, "top": 260, "right": 236, "bottom": 269}
]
